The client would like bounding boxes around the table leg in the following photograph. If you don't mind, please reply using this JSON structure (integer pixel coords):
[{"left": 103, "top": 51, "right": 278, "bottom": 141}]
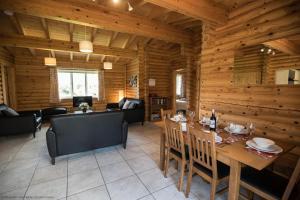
[
  {"left": 160, "top": 131, "right": 165, "bottom": 170},
  {"left": 228, "top": 159, "right": 241, "bottom": 200}
]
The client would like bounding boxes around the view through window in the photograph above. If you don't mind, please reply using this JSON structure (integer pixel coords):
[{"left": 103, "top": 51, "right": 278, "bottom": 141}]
[
  {"left": 57, "top": 70, "right": 99, "bottom": 99},
  {"left": 176, "top": 73, "right": 184, "bottom": 97}
]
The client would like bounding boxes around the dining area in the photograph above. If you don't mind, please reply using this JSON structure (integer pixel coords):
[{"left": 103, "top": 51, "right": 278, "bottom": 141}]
[{"left": 159, "top": 109, "right": 300, "bottom": 200}]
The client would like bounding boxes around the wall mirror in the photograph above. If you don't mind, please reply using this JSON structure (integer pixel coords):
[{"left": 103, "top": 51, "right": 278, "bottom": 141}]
[{"left": 233, "top": 35, "right": 300, "bottom": 86}]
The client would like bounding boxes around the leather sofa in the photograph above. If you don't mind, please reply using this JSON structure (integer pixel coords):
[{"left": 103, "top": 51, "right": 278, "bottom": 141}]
[
  {"left": 42, "top": 107, "right": 68, "bottom": 121},
  {"left": 46, "top": 111, "right": 128, "bottom": 164},
  {"left": 0, "top": 104, "right": 42, "bottom": 138},
  {"left": 106, "top": 98, "right": 145, "bottom": 125}
]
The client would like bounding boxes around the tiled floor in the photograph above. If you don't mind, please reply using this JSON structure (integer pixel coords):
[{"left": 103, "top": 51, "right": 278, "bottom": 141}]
[{"left": 0, "top": 122, "right": 228, "bottom": 200}]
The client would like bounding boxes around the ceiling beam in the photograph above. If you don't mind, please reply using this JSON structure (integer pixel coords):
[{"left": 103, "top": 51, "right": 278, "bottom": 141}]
[
  {"left": 69, "top": 24, "right": 74, "bottom": 42},
  {"left": 101, "top": 56, "right": 106, "bottom": 62},
  {"left": 70, "top": 52, "right": 73, "bottom": 61},
  {"left": 108, "top": 32, "right": 119, "bottom": 47},
  {"left": 41, "top": 18, "right": 50, "bottom": 39},
  {"left": 0, "top": 34, "right": 137, "bottom": 58},
  {"left": 86, "top": 54, "right": 90, "bottom": 62},
  {"left": 8, "top": 14, "right": 24, "bottom": 35},
  {"left": 50, "top": 50, "right": 55, "bottom": 57},
  {"left": 124, "top": 35, "right": 137, "bottom": 49},
  {"left": 143, "top": 0, "right": 227, "bottom": 24},
  {"left": 0, "top": 0, "right": 191, "bottom": 44},
  {"left": 264, "top": 39, "right": 300, "bottom": 55},
  {"left": 91, "top": 28, "right": 98, "bottom": 43}
]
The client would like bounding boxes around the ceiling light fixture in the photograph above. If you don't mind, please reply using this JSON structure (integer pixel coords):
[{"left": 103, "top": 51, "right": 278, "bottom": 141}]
[
  {"left": 3, "top": 10, "right": 14, "bottom": 16},
  {"left": 44, "top": 52, "right": 57, "bottom": 66},
  {"left": 128, "top": 2, "right": 133, "bottom": 11},
  {"left": 79, "top": 26, "right": 93, "bottom": 53},
  {"left": 112, "top": 0, "right": 120, "bottom": 3},
  {"left": 103, "top": 62, "right": 113, "bottom": 70}
]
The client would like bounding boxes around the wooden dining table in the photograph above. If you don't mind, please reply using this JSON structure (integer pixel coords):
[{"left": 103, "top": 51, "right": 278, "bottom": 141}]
[{"left": 159, "top": 122, "right": 294, "bottom": 200}]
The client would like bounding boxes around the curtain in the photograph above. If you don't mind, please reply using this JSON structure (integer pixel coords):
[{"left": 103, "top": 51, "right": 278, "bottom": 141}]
[
  {"left": 49, "top": 67, "right": 59, "bottom": 103},
  {"left": 98, "top": 70, "right": 106, "bottom": 101}
]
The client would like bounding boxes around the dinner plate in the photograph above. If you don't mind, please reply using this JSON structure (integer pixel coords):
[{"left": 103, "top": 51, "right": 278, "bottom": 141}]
[
  {"left": 224, "top": 127, "right": 249, "bottom": 135},
  {"left": 246, "top": 140, "right": 283, "bottom": 154},
  {"left": 170, "top": 117, "right": 187, "bottom": 122},
  {"left": 199, "top": 121, "right": 210, "bottom": 126}
]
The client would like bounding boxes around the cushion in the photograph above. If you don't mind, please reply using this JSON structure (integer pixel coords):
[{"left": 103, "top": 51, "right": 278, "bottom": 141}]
[
  {"left": 128, "top": 102, "right": 136, "bottom": 109},
  {"left": 2, "top": 107, "right": 19, "bottom": 117},
  {"left": 193, "top": 160, "right": 230, "bottom": 179},
  {"left": 241, "top": 167, "right": 288, "bottom": 199},
  {"left": 119, "top": 98, "right": 126, "bottom": 109},
  {"left": 122, "top": 100, "right": 131, "bottom": 110}
]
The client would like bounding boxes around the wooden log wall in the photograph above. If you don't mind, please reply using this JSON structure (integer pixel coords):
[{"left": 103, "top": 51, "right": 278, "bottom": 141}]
[
  {"left": 0, "top": 47, "right": 14, "bottom": 105},
  {"left": 125, "top": 58, "right": 139, "bottom": 98},
  {"left": 14, "top": 56, "right": 126, "bottom": 111},
  {"left": 198, "top": 0, "right": 300, "bottom": 144}
]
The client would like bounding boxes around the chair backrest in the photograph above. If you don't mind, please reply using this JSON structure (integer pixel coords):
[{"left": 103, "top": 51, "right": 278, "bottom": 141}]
[
  {"left": 187, "top": 128, "right": 218, "bottom": 179},
  {"left": 282, "top": 157, "right": 300, "bottom": 200},
  {"left": 161, "top": 109, "right": 175, "bottom": 119},
  {"left": 163, "top": 117, "right": 186, "bottom": 158}
]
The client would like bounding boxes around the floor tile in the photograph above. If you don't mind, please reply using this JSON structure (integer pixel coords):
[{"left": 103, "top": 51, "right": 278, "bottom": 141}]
[
  {"left": 127, "top": 155, "right": 157, "bottom": 173},
  {"left": 3, "top": 158, "right": 39, "bottom": 172},
  {"left": 139, "top": 143, "right": 160, "bottom": 154},
  {"left": 106, "top": 175, "right": 149, "bottom": 200},
  {"left": 138, "top": 168, "right": 176, "bottom": 193},
  {"left": 152, "top": 184, "right": 199, "bottom": 200},
  {"left": 0, "top": 187, "right": 27, "bottom": 200},
  {"left": 138, "top": 195, "right": 155, "bottom": 200},
  {"left": 67, "top": 186, "right": 110, "bottom": 200},
  {"left": 68, "top": 154, "right": 98, "bottom": 175},
  {"left": 118, "top": 146, "right": 147, "bottom": 160},
  {"left": 25, "top": 177, "right": 67, "bottom": 200},
  {"left": 68, "top": 169, "right": 104, "bottom": 196},
  {"left": 95, "top": 149, "right": 124, "bottom": 166},
  {"left": 31, "top": 161, "right": 67, "bottom": 185},
  {"left": 100, "top": 161, "right": 134, "bottom": 183},
  {"left": 0, "top": 167, "right": 35, "bottom": 194}
]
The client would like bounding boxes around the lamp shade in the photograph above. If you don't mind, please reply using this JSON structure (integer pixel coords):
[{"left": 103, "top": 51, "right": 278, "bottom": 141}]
[
  {"left": 44, "top": 57, "right": 57, "bottom": 66},
  {"left": 149, "top": 79, "right": 156, "bottom": 86},
  {"left": 79, "top": 40, "right": 93, "bottom": 53},
  {"left": 103, "top": 62, "right": 112, "bottom": 70}
]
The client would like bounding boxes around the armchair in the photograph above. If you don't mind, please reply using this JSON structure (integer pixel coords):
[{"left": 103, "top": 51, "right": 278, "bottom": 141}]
[{"left": 0, "top": 104, "right": 42, "bottom": 138}]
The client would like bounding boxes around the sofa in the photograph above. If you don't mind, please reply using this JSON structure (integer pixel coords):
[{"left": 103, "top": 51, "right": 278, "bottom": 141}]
[
  {"left": 42, "top": 107, "right": 68, "bottom": 121},
  {"left": 106, "top": 98, "right": 145, "bottom": 125},
  {"left": 46, "top": 111, "right": 128, "bottom": 164},
  {"left": 0, "top": 104, "right": 42, "bottom": 137}
]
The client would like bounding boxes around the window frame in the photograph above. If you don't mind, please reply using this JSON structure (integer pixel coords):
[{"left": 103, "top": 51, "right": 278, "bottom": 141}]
[{"left": 57, "top": 69, "right": 99, "bottom": 100}]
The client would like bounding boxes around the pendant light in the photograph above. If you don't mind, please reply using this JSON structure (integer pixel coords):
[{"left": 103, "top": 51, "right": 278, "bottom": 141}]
[
  {"left": 103, "top": 62, "right": 113, "bottom": 70},
  {"left": 44, "top": 51, "right": 57, "bottom": 66},
  {"left": 128, "top": 2, "right": 133, "bottom": 11},
  {"left": 79, "top": 26, "right": 93, "bottom": 53}
]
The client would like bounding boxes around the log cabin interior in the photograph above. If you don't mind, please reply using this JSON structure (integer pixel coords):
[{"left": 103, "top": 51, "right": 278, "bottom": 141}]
[{"left": 0, "top": 0, "right": 299, "bottom": 199}]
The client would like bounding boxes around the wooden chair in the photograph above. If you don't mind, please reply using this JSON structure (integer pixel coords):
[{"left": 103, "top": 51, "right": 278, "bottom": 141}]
[
  {"left": 240, "top": 157, "right": 300, "bottom": 200},
  {"left": 185, "top": 128, "right": 229, "bottom": 199},
  {"left": 160, "top": 108, "right": 175, "bottom": 120},
  {"left": 163, "top": 117, "right": 188, "bottom": 191}
]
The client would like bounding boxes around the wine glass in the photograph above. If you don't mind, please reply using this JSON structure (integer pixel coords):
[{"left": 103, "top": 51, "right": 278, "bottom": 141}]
[{"left": 187, "top": 110, "right": 195, "bottom": 127}]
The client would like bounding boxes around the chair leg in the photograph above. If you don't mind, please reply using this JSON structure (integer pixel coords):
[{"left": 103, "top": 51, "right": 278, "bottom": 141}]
[
  {"left": 175, "top": 160, "right": 179, "bottom": 170},
  {"left": 164, "top": 149, "right": 170, "bottom": 178},
  {"left": 185, "top": 162, "right": 193, "bottom": 198},
  {"left": 178, "top": 160, "right": 185, "bottom": 191},
  {"left": 210, "top": 179, "right": 217, "bottom": 200}
]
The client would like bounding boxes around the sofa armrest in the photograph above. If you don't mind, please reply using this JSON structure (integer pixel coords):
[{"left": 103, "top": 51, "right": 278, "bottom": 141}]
[
  {"left": 18, "top": 110, "right": 42, "bottom": 118},
  {"left": 122, "top": 121, "right": 128, "bottom": 149},
  {"left": 46, "top": 128, "right": 57, "bottom": 164},
  {"left": 106, "top": 103, "right": 119, "bottom": 109}
]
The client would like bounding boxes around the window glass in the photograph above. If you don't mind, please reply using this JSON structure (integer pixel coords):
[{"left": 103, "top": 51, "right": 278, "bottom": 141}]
[{"left": 58, "top": 72, "right": 72, "bottom": 99}]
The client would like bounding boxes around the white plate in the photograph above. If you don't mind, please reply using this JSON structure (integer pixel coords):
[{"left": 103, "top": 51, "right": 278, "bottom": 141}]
[
  {"left": 224, "top": 127, "right": 249, "bottom": 135},
  {"left": 170, "top": 117, "right": 187, "bottom": 122},
  {"left": 181, "top": 123, "right": 187, "bottom": 132},
  {"left": 215, "top": 135, "right": 222, "bottom": 143},
  {"left": 199, "top": 121, "right": 210, "bottom": 126},
  {"left": 246, "top": 140, "right": 283, "bottom": 154}
]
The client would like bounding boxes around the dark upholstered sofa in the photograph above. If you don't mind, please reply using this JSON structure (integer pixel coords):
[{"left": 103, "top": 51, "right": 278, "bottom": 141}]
[
  {"left": 42, "top": 107, "right": 68, "bottom": 121},
  {"left": 46, "top": 111, "right": 128, "bottom": 164},
  {"left": 106, "top": 98, "right": 145, "bottom": 125},
  {"left": 0, "top": 104, "right": 42, "bottom": 137}
]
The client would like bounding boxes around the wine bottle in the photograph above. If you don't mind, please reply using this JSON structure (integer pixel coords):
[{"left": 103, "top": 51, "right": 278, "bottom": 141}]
[{"left": 210, "top": 109, "right": 217, "bottom": 131}]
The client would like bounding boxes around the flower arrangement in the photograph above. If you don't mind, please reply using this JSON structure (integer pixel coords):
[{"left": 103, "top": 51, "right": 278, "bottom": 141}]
[{"left": 79, "top": 102, "right": 89, "bottom": 113}]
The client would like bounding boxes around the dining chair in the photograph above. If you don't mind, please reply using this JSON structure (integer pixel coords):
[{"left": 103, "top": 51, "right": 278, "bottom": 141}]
[
  {"left": 163, "top": 117, "right": 188, "bottom": 191},
  {"left": 185, "top": 128, "right": 230, "bottom": 199},
  {"left": 240, "top": 157, "right": 300, "bottom": 200},
  {"left": 160, "top": 108, "right": 175, "bottom": 120}
]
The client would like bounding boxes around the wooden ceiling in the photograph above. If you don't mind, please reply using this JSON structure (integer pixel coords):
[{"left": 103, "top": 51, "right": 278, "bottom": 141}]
[{"left": 0, "top": 0, "right": 256, "bottom": 63}]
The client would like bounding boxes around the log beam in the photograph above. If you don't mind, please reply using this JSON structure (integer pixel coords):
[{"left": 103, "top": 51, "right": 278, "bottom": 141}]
[
  {"left": 0, "top": 34, "right": 137, "bottom": 58},
  {"left": 143, "top": 0, "right": 227, "bottom": 24},
  {"left": 264, "top": 39, "right": 300, "bottom": 55},
  {"left": 0, "top": 0, "right": 191, "bottom": 43}
]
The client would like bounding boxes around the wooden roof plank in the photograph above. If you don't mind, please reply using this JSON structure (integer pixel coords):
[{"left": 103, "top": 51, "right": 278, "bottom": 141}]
[
  {"left": 0, "top": 34, "right": 137, "bottom": 58},
  {"left": 0, "top": 0, "right": 191, "bottom": 44}
]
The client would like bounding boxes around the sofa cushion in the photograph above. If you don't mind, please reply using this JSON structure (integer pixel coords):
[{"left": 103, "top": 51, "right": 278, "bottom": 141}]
[
  {"left": 128, "top": 102, "right": 136, "bottom": 109},
  {"left": 119, "top": 98, "right": 126, "bottom": 109},
  {"left": 2, "top": 107, "right": 19, "bottom": 117},
  {"left": 122, "top": 100, "right": 131, "bottom": 109}
]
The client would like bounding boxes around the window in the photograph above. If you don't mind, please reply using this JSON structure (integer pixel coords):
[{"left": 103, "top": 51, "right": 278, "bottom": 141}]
[
  {"left": 176, "top": 73, "right": 184, "bottom": 97},
  {"left": 57, "top": 70, "right": 99, "bottom": 99}
]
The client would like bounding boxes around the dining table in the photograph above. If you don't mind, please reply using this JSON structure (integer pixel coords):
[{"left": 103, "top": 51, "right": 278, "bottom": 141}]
[{"left": 159, "top": 121, "right": 295, "bottom": 200}]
